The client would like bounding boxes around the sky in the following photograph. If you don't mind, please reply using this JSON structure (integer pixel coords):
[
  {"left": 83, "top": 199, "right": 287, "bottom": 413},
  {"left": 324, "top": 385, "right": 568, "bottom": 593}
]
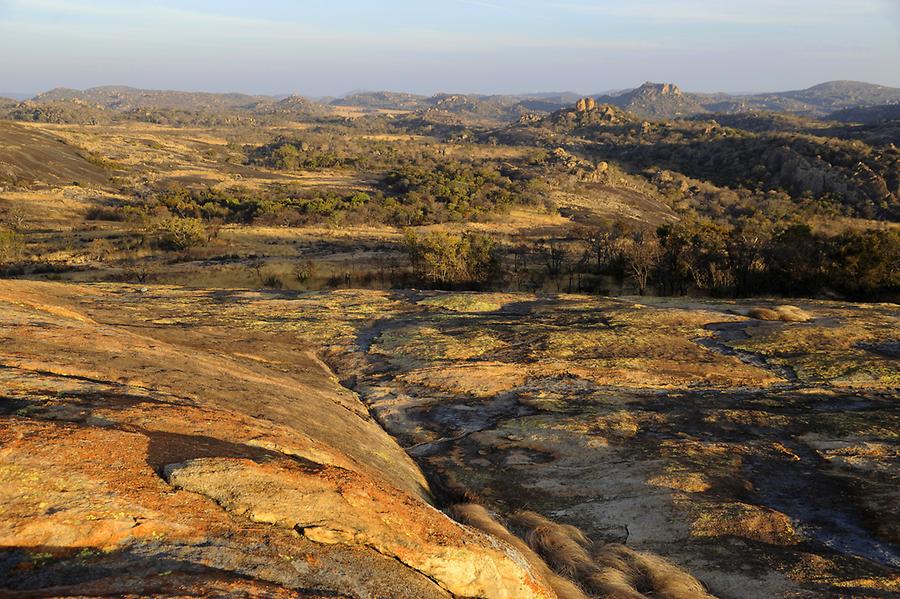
[{"left": 0, "top": 0, "right": 898, "bottom": 97}]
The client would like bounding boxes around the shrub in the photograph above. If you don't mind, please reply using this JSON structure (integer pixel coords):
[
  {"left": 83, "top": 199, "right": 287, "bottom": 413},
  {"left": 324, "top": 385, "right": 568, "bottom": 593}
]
[
  {"left": 148, "top": 217, "right": 207, "bottom": 251},
  {"left": 262, "top": 274, "right": 284, "bottom": 289},
  {"left": 404, "top": 230, "right": 499, "bottom": 286},
  {"left": 85, "top": 205, "right": 126, "bottom": 221},
  {"left": 0, "top": 227, "right": 24, "bottom": 265},
  {"left": 294, "top": 259, "right": 318, "bottom": 283}
]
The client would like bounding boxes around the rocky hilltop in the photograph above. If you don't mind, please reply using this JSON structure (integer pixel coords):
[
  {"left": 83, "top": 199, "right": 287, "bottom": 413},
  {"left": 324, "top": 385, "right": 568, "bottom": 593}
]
[
  {"left": 596, "top": 82, "right": 708, "bottom": 120},
  {"left": 604, "top": 80, "right": 900, "bottom": 120}
]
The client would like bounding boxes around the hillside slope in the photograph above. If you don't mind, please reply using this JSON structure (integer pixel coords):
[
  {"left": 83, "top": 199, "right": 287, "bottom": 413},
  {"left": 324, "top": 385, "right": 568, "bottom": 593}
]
[{"left": 0, "top": 121, "right": 109, "bottom": 187}]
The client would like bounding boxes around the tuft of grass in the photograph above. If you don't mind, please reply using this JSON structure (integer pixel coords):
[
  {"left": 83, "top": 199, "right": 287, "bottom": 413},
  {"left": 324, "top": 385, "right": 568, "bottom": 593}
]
[
  {"left": 449, "top": 504, "right": 589, "bottom": 599},
  {"left": 589, "top": 544, "right": 713, "bottom": 599},
  {"left": 746, "top": 305, "right": 811, "bottom": 322}
]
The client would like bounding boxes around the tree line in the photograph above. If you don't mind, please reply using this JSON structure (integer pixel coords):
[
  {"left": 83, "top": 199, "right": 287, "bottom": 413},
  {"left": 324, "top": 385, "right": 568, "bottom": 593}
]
[{"left": 401, "top": 219, "right": 900, "bottom": 300}]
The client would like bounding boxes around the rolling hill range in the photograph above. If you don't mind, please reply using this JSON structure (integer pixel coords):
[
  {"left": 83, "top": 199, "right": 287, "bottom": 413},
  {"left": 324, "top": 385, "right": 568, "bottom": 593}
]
[
  {"left": 34, "top": 86, "right": 273, "bottom": 111},
  {"left": 3, "top": 81, "right": 899, "bottom": 126},
  {"left": 598, "top": 80, "right": 900, "bottom": 120}
]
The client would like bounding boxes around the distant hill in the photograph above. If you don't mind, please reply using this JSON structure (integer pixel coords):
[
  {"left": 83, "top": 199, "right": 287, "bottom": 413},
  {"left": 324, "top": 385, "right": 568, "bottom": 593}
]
[
  {"left": 827, "top": 104, "right": 900, "bottom": 125},
  {"left": 333, "top": 91, "right": 574, "bottom": 121},
  {"left": 248, "top": 95, "right": 332, "bottom": 119},
  {"left": 4, "top": 81, "right": 898, "bottom": 126},
  {"left": 588, "top": 80, "right": 900, "bottom": 121},
  {"left": 779, "top": 81, "right": 900, "bottom": 111},
  {"left": 331, "top": 91, "right": 428, "bottom": 110},
  {"left": 3, "top": 86, "right": 332, "bottom": 125},
  {"left": 3, "top": 100, "right": 113, "bottom": 125},
  {"left": 493, "top": 95, "right": 900, "bottom": 220},
  {"left": 418, "top": 93, "right": 535, "bottom": 124},
  {"left": 597, "top": 82, "right": 708, "bottom": 120},
  {"left": 34, "top": 86, "right": 272, "bottom": 112}
]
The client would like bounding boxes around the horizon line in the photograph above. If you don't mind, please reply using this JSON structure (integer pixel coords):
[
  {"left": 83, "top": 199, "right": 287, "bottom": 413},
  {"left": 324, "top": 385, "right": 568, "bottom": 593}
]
[{"left": 4, "top": 78, "right": 898, "bottom": 102}]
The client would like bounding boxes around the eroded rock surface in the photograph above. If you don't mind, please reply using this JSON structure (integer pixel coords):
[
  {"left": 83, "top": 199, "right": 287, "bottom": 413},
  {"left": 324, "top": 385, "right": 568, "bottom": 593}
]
[
  {"left": 2, "top": 282, "right": 898, "bottom": 598},
  {"left": 0, "top": 281, "right": 554, "bottom": 598}
]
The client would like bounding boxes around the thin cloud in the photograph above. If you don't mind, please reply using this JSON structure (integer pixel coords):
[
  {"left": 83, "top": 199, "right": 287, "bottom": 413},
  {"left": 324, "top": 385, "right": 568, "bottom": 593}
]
[
  {"left": 2, "top": 0, "right": 661, "bottom": 53},
  {"left": 541, "top": 0, "right": 890, "bottom": 25},
  {"left": 450, "top": 0, "right": 505, "bottom": 9}
]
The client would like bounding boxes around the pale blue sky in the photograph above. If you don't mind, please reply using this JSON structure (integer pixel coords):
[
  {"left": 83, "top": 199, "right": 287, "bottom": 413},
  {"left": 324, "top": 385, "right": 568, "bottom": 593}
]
[{"left": 1, "top": 0, "right": 898, "bottom": 96}]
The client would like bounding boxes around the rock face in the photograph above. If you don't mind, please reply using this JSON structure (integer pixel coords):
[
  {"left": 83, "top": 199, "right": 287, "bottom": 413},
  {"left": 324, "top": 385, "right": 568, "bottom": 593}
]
[
  {"left": 164, "top": 458, "right": 548, "bottom": 599},
  {"left": 547, "top": 147, "right": 604, "bottom": 182},
  {"left": 541, "top": 101, "right": 634, "bottom": 133},
  {"left": 596, "top": 82, "right": 708, "bottom": 119},
  {"left": 0, "top": 280, "right": 555, "bottom": 598},
  {"left": 575, "top": 97, "right": 597, "bottom": 112},
  {"left": 5, "top": 281, "right": 898, "bottom": 598}
]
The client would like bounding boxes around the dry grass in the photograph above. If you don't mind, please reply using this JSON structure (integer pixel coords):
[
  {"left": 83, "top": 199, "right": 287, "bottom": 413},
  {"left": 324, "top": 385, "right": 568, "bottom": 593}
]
[
  {"left": 509, "top": 510, "right": 714, "bottom": 599},
  {"left": 510, "top": 511, "right": 594, "bottom": 578},
  {"left": 589, "top": 544, "right": 714, "bottom": 599},
  {"left": 452, "top": 505, "right": 715, "bottom": 599},
  {"left": 449, "top": 504, "right": 589, "bottom": 599},
  {"left": 746, "top": 305, "right": 812, "bottom": 322}
]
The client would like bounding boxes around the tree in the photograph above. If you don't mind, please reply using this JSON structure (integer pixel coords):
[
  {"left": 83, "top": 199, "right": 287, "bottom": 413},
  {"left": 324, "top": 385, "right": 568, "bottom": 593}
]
[
  {"left": 149, "top": 217, "right": 207, "bottom": 251},
  {"left": 273, "top": 143, "right": 301, "bottom": 170},
  {"left": 621, "top": 231, "right": 662, "bottom": 295},
  {"left": 727, "top": 217, "right": 772, "bottom": 297},
  {"left": 403, "top": 230, "right": 499, "bottom": 287},
  {"left": 765, "top": 223, "right": 825, "bottom": 295},
  {"left": 656, "top": 223, "right": 693, "bottom": 295},
  {"left": 827, "top": 229, "right": 900, "bottom": 297},
  {"left": 0, "top": 227, "right": 24, "bottom": 268}
]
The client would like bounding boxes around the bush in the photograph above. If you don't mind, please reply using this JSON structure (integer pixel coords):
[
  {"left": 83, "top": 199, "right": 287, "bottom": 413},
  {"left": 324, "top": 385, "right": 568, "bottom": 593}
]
[
  {"left": 85, "top": 205, "right": 126, "bottom": 221},
  {"left": 0, "top": 227, "right": 24, "bottom": 265},
  {"left": 262, "top": 274, "right": 284, "bottom": 289},
  {"left": 149, "top": 217, "right": 207, "bottom": 251},
  {"left": 404, "top": 230, "right": 499, "bottom": 286}
]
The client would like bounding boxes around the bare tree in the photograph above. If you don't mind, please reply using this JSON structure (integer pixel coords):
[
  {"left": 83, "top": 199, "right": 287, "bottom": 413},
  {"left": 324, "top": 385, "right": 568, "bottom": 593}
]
[{"left": 621, "top": 232, "right": 662, "bottom": 295}]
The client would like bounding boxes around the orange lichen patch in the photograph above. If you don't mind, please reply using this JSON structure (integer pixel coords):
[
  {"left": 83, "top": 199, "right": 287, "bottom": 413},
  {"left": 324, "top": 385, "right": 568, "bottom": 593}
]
[
  {"left": 0, "top": 281, "right": 430, "bottom": 501},
  {"left": 784, "top": 552, "right": 837, "bottom": 584},
  {"left": 0, "top": 279, "right": 98, "bottom": 323},
  {"left": 83, "top": 399, "right": 360, "bottom": 473},
  {"left": 417, "top": 293, "right": 526, "bottom": 313},
  {"left": 0, "top": 280, "right": 559, "bottom": 598},
  {"left": 831, "top": 575, "right": 900, "bottom": 592},
  {"left": 635, "top": 308, "right": 745, "bottom": 328},
  {"left": 654, "top": 440, "right": 747, "bottom": 488},
  {"left": 0, "top": 419, "right": 207, "bottom": 550},
  {"left": 804, "top": 438, "right": 899, "bottom": 475},
  {"left": 398, "top": 362, "right": 527, "bottom": 397},
  {"left": 689, "top": 501, "right": 798, "bottom": 546},
  {"left": 731, "top": 315, "right": 900, "bottom": 388},
  {"left": 544, "top": 356, "right": 778, "bottom": 389},
  {"left": 26, "top": 574, "right": 309, "bottom": 599},
  {"left": 373, "top": 325, "right": 508, "bottom": 363},
  {"left": 702, "top": 410, "right": 792, "bottom": 429},
  {"left": 771, "top": 442, "right": 803, "bottom": 462},
  {"left": 565, "top": 410, "right": 645, "bottom": 440},
  {"left": 648, "top": 471, "right": 712, "bottom": 493},
  {"left": 164, "top": 456, "right": 554, "bottom": 599}
]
